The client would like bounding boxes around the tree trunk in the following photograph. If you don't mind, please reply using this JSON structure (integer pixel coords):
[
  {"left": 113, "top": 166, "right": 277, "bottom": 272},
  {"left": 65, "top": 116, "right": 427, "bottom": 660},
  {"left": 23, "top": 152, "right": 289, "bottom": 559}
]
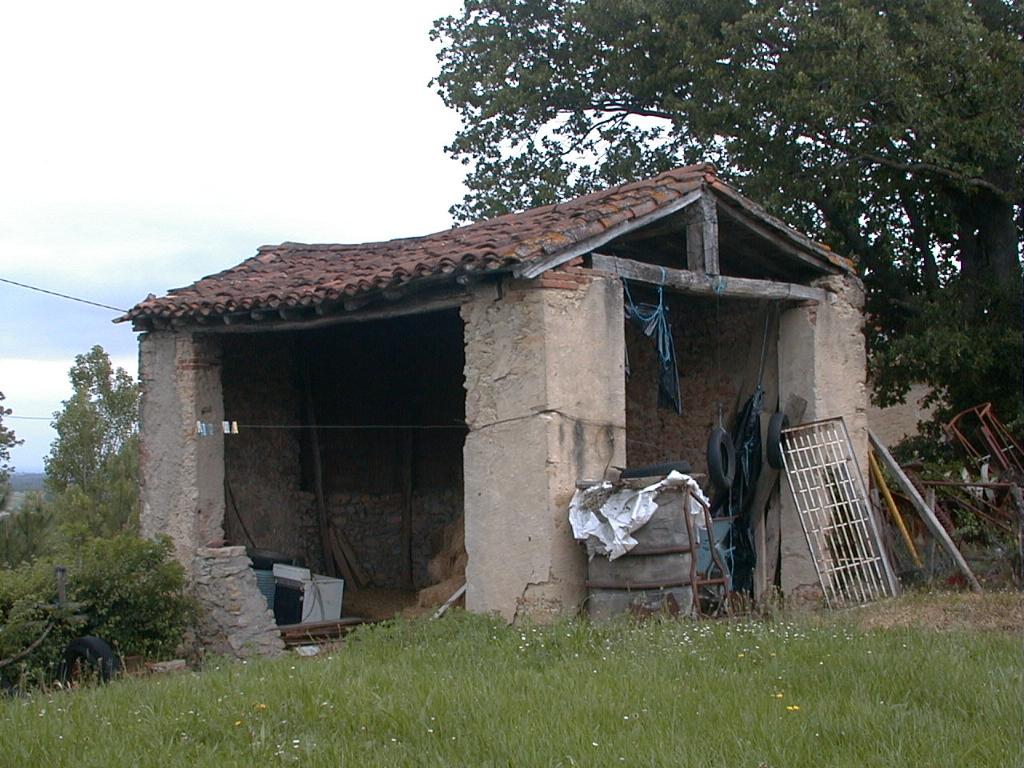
[{"left": 956, "top": 189, "right": 1022, "bottom": 283}]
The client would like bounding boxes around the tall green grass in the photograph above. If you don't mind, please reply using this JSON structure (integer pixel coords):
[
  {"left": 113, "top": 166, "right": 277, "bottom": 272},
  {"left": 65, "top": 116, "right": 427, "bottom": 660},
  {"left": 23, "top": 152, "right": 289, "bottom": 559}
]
[{"left": 0, "top": 613, "right": 1019, "bottom": 767}]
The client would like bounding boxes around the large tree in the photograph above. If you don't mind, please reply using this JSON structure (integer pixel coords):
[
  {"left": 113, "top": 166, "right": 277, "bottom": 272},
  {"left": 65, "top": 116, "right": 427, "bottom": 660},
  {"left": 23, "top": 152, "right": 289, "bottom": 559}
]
[
  {"left": 0, "top": 392, "right": 22, "bottom": 508},
  {"left": 45, "top": 346, "right": 140, "bottom": 540},
  {"left": 433, "top": 0, "right": 1022, "bottom": 421}
]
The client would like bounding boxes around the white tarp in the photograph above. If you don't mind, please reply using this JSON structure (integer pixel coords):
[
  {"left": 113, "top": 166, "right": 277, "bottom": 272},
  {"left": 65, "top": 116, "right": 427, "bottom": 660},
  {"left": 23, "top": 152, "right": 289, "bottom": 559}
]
[{"left": 568, "top": 471, "right": 709, "bottom": 560}]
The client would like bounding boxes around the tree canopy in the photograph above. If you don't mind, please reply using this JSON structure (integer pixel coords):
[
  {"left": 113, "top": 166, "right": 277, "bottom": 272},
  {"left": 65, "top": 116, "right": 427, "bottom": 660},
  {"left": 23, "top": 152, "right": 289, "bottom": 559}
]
[
  {"left": 433, "top": 0, "right": 1023, "bottom": 422},
  {"left": 0, "top": 392, "right": 22, "bottom": 507},
  {"left": 44, "top": 346, "right": 140, "bottom": 541}
]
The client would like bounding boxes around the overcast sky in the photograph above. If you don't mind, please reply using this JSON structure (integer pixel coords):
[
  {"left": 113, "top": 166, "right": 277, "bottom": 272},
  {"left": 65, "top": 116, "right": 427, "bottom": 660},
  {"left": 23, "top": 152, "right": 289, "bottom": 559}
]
[{"left": 0, "top": 0, "right": 468, "bottom": 471}]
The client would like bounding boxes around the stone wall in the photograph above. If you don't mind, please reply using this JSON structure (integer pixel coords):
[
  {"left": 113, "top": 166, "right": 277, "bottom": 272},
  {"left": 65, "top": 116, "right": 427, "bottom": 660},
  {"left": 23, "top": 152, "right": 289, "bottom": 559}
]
[
  {"left": 220, "top": 335, "right": 316, "bottom": 565},
  {"left": 193, "top": 546, "right": 284, "bottom": 658},
  {"left": 624, "top": 295, "right": 767, "bottom": 479},
  {"left": 866, "top": 383, "right": 934, "bottom": 447},
  {"left": 327, "top": 488, "right": 461, "bottom": 588}
]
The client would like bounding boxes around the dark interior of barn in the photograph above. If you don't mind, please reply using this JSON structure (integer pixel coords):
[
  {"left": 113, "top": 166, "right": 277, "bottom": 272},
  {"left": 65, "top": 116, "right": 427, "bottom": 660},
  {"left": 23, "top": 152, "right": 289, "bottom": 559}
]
[{"left": 218, "top": 309, "right": 468, "bottom": 621}]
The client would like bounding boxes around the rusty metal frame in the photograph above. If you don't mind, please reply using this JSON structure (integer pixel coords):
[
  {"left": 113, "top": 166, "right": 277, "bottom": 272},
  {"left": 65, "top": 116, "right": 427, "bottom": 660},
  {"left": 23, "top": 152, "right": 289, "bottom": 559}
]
[{"left": 945, "top": 402, "right": 1024, "bottom": 476}]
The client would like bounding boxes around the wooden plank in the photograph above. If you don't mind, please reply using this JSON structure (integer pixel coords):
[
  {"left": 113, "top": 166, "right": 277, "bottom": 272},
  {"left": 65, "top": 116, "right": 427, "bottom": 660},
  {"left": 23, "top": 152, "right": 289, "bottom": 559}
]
[
  {"left": 868, "top": 430, "right": 982, "bottom": 592},
  {"left": 515, "top": 189, "right": 703, "bottom": 278},
  {"left": 685, "top": 201, "right": 704, "bottom": 273},
  {"left": 400, "top": 429, "right": 414, "bottom": 590},
  {"left": 330, "top": 526, "right": 367, "bottom": 589},
  {"left": 868, "top": 449, "right": 923, "bottom": 568},
  {"left": 300, "top": 354, "right": 346, "bottom": 582},
  {"left": 1011, "top": 485, "right": 1024, "bottom": 585},
  {"left": 327, "top": 525, "right": 357, "bottom": 588},
  {"left": 698, "top": 194, "right": 720, "bottom": 274},
  {"left": 751, "top": 394, "right": 807, "bottom": 598},
  {"left": 431, "top": 584, "right": 467, "bottom": 619},
  {"left": 591, "top": 254, "right": 827, "bottom": 303}
]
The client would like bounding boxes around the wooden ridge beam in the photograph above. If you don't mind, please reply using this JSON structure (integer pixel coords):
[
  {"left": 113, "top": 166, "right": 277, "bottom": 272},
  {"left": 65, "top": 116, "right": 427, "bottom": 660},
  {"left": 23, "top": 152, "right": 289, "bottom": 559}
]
[
  {"left": 515, "top": 188, "right": 703, "bottom": 279},
  {"left": 590, "top": 254, "right": 828, "bottom": 304}
]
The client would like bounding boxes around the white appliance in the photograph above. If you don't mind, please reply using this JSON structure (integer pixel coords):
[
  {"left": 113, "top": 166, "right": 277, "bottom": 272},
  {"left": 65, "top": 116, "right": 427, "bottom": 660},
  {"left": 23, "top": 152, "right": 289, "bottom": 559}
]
[{"left": 272, "top": 564, "right": 344, "bottom": 623}]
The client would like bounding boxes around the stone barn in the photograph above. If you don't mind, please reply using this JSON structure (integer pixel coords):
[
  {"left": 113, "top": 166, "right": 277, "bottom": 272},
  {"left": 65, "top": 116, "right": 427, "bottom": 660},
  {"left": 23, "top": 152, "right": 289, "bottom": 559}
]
[{"left": 123, "top": 163, "right": 867, "bottom": 641}]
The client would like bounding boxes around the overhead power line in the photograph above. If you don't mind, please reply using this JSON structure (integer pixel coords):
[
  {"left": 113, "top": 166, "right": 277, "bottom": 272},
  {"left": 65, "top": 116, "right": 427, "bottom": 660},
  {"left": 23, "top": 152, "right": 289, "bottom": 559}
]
[{"left": 0, "top": 277, "right": 128, "bottom": 314}]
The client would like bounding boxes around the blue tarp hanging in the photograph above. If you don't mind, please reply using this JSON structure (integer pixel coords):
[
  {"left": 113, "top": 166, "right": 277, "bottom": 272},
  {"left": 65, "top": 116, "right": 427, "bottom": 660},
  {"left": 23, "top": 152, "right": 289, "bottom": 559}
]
[{"left": 623, "top": 281, "right": 682, "bottom": 414}]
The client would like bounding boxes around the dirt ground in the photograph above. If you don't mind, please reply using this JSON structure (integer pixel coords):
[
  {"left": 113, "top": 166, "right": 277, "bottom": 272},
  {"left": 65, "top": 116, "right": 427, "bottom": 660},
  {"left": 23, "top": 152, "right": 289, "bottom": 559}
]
[{"left": 845, "top": 590, "right": 1024, "bottom": 633}]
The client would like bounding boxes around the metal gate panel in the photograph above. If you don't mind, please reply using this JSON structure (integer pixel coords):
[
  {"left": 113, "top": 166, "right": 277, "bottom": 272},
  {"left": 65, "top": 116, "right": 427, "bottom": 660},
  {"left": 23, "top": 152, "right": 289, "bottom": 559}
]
[{"left": 780, "top": 418, "right": 898, "bottom": 607}]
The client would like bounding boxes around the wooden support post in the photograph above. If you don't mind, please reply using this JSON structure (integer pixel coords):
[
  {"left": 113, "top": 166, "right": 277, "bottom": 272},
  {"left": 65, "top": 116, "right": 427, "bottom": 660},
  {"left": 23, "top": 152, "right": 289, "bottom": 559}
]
[
  {"left": 751, "top": 394, "right": 807, "bottom": 599},
  {"left": 301, "top": 357, "right": 346, "bottom": 582},
  {"left": 868, "top": 431, "right": 982, "bottom": 592},
  {"left": 1010, "top": 484, "right": 1024, "bottom": 587},
  {"left": 684, "top": 193, "right": 719, "bottom": 274},
  {"left": 401, "top": 429, "right": 414, "bottom": 590}
]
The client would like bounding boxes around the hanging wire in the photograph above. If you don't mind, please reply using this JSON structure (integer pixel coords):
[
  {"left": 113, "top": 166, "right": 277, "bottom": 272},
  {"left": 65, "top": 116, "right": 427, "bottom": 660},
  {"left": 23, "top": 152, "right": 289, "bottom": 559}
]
[{"left": 0, "top": 276, "right": 127, "bottom": 313}]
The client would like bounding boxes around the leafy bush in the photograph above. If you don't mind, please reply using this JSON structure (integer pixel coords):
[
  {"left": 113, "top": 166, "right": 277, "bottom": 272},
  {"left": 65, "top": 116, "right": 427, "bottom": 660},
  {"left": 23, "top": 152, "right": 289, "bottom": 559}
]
[
  {"left": 0, "top": 536, "right": 195, "bottom": 688},
  {"left": 68, "top": 536, "right": 195, "bottom": 659},
  {"left": 0, "top": 493, "right": 59, "bottom": 569}
]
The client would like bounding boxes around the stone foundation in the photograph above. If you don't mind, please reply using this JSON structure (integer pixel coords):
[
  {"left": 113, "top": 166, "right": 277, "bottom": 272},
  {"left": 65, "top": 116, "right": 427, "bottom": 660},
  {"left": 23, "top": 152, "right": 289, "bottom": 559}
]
[{"left": 193, "top": 546, "right": 285, "bottom": 658}]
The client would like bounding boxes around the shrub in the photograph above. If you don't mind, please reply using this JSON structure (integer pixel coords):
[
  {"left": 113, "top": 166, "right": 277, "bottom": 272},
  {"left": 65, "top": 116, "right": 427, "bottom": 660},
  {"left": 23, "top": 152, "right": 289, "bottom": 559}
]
[{"left": 0, "top": 535, "right": 195, "bottom": 688}]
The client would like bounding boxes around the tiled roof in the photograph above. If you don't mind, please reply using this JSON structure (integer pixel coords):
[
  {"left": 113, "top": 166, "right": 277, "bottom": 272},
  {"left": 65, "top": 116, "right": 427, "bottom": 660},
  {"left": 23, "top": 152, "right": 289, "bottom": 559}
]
[{"left": 124, "top": 163, "right": 843, "bottom": 324}]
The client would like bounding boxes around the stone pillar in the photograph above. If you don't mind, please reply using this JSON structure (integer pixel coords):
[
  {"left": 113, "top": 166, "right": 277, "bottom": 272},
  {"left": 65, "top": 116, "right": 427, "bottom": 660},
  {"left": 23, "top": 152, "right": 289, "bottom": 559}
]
[
  {"left": 193, "top": 546, "right": 284, "bottom": 658},
  {"left": 777, "top": 274, "right": 868, "bottom": 601},
  {"left": 139, "top": 331, "right": 226, "bottom": 567},
  {"left": 461, "top": 268, "right": 627, "bottom": 622}
]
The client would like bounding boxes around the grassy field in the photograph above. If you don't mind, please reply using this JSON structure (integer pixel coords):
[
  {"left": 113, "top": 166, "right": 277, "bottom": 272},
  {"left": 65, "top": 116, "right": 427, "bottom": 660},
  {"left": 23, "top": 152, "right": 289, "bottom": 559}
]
[{"left": 0, "top": 606, "right": 1019, "bottom": 767}]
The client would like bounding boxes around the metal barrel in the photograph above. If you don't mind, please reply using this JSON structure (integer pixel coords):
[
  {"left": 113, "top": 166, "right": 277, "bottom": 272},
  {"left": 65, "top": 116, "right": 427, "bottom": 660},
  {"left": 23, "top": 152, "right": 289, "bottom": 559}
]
[{"left": 585, "top": 486, "right": 695, "bottom": 620}]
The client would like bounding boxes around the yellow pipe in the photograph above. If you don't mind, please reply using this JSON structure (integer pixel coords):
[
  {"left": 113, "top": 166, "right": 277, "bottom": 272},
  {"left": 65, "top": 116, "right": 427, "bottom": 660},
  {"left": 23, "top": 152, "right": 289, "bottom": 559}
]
[{"left": 869, "top": 449, "right": 923, "bottom": 568}]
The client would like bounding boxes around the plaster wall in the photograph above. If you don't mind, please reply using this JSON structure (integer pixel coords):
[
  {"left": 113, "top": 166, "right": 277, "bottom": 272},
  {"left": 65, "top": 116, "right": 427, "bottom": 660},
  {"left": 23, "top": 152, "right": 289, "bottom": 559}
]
[
  {"left": 139, "top": 331, "right": 226, "bottom": 567},
  {"left": 777, "top": 275, "right": 869, "bottom": 600},
  {"left": 462, "top": 269, "right": 626, "bottom": 621},
  {"left": 865, "top": 383, "right": 934, "bottom": 447}
]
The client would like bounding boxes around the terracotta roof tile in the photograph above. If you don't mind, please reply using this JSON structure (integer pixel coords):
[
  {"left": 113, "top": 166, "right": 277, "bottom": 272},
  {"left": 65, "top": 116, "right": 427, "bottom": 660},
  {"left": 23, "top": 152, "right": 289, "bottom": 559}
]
[{"left": 124, "top": 163, "right": 845, "bottom": 324}]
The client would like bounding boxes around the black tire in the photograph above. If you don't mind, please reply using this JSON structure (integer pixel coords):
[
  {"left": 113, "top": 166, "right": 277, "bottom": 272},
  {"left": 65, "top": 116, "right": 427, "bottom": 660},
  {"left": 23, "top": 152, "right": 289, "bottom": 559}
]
[
  {"left": 59, "top": 636, "right": 120, "bottom": 684},
  {"left": 620, "top": 461, "right": 692, "bottom": 479},
  {"left": 766, "top": 412, "right": 790, "bottom": 470},
  {"left": 706, "top": 427, "right": 735, "bottom": 492}
]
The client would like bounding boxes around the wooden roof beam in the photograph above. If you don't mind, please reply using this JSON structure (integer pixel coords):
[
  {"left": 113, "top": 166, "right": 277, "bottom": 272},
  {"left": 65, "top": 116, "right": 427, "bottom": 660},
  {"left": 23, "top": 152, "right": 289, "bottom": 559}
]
[{"left": 590, "top": 254, "right": 828, "bottom": 304}]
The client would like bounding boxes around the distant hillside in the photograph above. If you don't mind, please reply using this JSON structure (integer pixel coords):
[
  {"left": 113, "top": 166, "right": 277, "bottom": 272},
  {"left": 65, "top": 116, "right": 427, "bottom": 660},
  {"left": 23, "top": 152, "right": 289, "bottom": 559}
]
[{"left": 9, "top": 473, "right": 45, "bottom": 492}]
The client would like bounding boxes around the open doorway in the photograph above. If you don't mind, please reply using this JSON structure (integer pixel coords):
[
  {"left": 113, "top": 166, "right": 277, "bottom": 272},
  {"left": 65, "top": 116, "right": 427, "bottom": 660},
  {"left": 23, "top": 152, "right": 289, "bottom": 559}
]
[{"left": 218, "top": 309, "right": 467, "bottom": 622}]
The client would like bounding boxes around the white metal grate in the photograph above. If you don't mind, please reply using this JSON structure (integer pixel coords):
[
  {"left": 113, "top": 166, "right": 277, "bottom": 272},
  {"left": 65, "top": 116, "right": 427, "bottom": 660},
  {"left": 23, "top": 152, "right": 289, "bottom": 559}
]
[{"left": 780, "top": 418, "right": 898, "bottom": 607}]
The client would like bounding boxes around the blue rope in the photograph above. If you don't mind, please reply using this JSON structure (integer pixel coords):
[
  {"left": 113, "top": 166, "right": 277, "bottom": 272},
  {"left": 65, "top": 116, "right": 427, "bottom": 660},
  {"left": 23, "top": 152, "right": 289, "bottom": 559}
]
[{"left": 623, "top": 277, "right": 674, "bottom": 366}]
